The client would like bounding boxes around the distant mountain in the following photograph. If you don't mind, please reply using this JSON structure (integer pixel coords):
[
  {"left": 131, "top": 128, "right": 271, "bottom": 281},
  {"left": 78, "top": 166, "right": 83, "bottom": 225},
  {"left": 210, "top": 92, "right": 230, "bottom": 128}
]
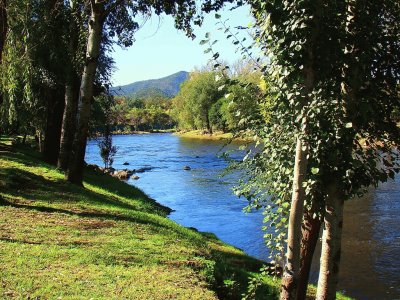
[{"left": 111, "top": 71, "right": 189, "bottom": 98}]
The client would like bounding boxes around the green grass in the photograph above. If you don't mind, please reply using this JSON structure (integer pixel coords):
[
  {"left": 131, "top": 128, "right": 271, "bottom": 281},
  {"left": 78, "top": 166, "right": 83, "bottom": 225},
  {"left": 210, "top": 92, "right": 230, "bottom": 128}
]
[
  {"left": 175, "top": 130, "right": 236, "bottom": 141},
  {"left": 0, "top": 137, "right": 351, "bottom": 299}
]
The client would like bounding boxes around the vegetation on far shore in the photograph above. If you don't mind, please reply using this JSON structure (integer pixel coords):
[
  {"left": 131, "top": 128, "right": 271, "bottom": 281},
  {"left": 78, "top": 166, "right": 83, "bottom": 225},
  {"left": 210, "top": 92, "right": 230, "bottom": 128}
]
[{"left": 174, "top": 130, "right": 252, "bottom": 143}]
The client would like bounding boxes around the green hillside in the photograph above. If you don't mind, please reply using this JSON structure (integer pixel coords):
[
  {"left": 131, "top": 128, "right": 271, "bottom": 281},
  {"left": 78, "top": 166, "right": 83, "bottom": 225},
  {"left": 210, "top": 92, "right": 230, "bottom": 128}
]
[{"left": 111, "top": 71, "right": 189, "bottom": 98}]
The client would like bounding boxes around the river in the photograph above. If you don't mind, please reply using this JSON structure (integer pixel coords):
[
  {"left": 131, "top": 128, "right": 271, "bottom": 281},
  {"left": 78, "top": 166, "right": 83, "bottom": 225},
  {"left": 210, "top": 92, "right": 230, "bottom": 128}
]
[{"left": 85, "top": 133, "right": 400, "bottom": 300}]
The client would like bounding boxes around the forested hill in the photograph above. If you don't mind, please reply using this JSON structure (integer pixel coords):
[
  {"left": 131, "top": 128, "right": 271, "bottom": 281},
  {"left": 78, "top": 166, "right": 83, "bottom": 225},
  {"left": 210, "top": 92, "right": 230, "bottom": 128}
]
[{"left": 111, "top": 71, "right": 189, "bottom": 98}]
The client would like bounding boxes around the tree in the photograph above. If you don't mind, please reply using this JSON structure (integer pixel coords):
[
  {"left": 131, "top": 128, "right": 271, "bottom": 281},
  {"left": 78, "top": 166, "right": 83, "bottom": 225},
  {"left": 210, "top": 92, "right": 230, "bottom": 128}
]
[
  {"left": 58, "top": 0, "right": 85, "bottom": 170},
  {"left": 66, "top": 0, "right": 215, "bottom": 185},
  {"left": 0, "top": 0, "right": 75, "bottom": 164},
  {"left": 0, "top": 0, "right": 6, "bottom": 73},
  {"left": 98, "top": 124, "right": 117, "bottom": 169},
  {"left": 231, "top": 1, "right": 399, "bottom": 299},
  {"left": 0, "top": 0, "right": 7, "bottom": 114},
  {"left": 0, "top": 0, "right": 57, "bottom": 142},
  {"left": 316, "top": 1, "right": 400, "bottom": 298},
  {"left": 172, "top": 71, "right": 224, "bottom": 132}
]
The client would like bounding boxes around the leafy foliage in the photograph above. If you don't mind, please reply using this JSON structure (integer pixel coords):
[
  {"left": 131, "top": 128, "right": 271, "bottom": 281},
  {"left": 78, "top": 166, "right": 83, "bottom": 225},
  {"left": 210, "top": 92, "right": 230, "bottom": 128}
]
[
  {"left": 172, "top": 67, "right": 263, "bottom": 134},
  {"left": 209, "top": 1, "right": 400, "bottom": 277},
  {"left": 98, "top": 124, "right": 117, "bottom": 169}
]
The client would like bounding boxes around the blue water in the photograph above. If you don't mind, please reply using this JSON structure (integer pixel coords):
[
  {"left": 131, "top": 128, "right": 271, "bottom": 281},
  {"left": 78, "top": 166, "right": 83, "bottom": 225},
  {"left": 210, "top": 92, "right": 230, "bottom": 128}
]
[
  {"left": 85, "top": 133, "right": 267, "bottom": 259},
  {"left": 85, "top": 133, "right": 400, "bottom": 300}
]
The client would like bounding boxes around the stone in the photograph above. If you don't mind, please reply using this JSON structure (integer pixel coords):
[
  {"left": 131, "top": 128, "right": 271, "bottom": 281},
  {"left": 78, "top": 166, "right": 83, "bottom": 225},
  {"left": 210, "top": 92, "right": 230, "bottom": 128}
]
[
  {"left": 183, "top": 166, "right": 191, "bottom": 171},
  {"left": 136, "top": 167, "right": 153, "bottom": 173},
  {"left": 113, "top": 170, "right": 129, "bottom": 180}
]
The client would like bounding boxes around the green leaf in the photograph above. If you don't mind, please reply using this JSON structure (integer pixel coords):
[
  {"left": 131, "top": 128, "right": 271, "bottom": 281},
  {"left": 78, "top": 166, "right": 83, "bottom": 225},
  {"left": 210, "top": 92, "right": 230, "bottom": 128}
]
[{"left": 311, "top": 167, "right": 319, "bottom": 175}]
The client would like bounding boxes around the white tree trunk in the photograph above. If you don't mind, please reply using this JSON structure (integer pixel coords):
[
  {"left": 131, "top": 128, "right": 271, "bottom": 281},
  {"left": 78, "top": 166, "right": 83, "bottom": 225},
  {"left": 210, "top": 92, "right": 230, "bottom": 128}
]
[
  {"left": 280, "top": 138, "right": 309, "bottom": 300},
  {"left": 316, "top": 182, "right": 344, "bottom": 300},
  {"left": 67, "top": 1, "right": 104, "bottom": 184}
]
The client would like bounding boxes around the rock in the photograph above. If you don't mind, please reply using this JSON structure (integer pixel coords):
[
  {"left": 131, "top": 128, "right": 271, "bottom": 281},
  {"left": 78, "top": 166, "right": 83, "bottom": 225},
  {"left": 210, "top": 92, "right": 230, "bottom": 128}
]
[
  {"left": 132, "top": 175, "right": 140, "bottom": 180},
  {"left": 183, "top": 166, "right": 191, "bottom": 171},
  {"left": 136, "top": 167, "right": 153, "bottom": 173},
  {"left": 123, "top": 162, "right": 129, "bottom": 165},
  {"left": 113, "top": 170, "right": 129, "bottom": 180},
  {"left": 195, "top": 155, "right": 200, "bottom": 158},
  {"left": 87, "top": 164, "right": 101, "bottom": 172}
]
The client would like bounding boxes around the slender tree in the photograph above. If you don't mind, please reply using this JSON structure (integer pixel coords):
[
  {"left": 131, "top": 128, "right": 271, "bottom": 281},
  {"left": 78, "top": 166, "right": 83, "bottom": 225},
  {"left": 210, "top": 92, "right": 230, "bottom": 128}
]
[
  {"left": 316, "top": 1, "right": 400, "bottom": 298},
  {"left": 0, "top": 0, "right": 7, "bottom": 108},
  {"left": 66, "top": 0, "right": 220, "bottom": 185},
  {"left": 0, "top": 0, "right": 6, "bottom": 65},
  {"left": 58, "top": 0, "right": 84, "bottom": 170},
  {"left": 237, "top": 1, "right": 399, "bottom": 299}
]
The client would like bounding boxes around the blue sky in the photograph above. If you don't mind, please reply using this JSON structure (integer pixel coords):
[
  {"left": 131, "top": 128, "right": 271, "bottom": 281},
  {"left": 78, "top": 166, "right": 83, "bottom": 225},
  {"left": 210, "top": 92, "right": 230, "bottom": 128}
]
[{"left": 111, "top": 4, "right": 253, "bottom": 87}]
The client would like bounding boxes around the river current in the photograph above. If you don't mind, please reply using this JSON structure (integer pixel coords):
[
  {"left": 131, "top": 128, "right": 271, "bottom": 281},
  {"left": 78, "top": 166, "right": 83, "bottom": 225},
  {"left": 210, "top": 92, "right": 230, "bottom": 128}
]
[{"left": 85, "top": 133, "right": 400, "bottom": 300}]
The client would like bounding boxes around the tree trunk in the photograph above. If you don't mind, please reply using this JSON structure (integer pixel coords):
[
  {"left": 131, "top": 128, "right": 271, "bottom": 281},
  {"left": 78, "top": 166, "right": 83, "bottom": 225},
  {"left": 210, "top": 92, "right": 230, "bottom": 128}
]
[
  {"left": 43, "top": 86, "right": 65, "bottom": 165},
  {"left": 0, "top": 0, "right": 6, "bottom": 64},
  {"left": 0, "top": 0, "right": 7, "bottom": 106},
  {"left": 296, "top": 205, "right": 322, "bottom": 300},
  {"left": 316, "top": 182, "right": 344, "bottom": 300},
  {"left": 67, "top": 1, "right": 104, "bottom": 185},
  {"left": 280, "top": 138, "right": 309, "bottom": 300},
  {"left": 205, "top": 109, "right": 212, "bottom": 134},
  {"left": 37, "top": 130, "right": 44, "bottom": 153},
  {"left": 58, "top": 2, "right": 81, "bottom": 170},
  {"left": 58, "top": 79, "right": 79, "bottom": 170}
]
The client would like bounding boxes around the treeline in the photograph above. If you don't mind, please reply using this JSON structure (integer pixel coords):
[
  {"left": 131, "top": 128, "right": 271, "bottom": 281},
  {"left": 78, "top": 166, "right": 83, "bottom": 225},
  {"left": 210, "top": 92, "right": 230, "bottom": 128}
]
[
  {"left": 108, "top": 64, "right": 265, "bottom": 135},
  {"left": 111, "top": 93, "right": 175, "bottom": 132},
  {"left": 171, "top": 65, "right": 264, "bottom": 134},
  {"left": 0, "top": 0, "right": 226, "bottom": 185}
]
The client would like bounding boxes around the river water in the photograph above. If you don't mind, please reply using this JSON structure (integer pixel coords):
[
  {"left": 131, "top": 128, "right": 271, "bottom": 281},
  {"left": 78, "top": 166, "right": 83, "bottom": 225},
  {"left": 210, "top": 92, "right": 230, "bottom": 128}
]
[{"left": 85, "top": 133, "right": 400, "bottom": 300}]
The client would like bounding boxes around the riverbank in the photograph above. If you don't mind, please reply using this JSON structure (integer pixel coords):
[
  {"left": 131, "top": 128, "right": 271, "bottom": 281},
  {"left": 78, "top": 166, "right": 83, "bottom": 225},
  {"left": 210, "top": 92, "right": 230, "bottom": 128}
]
[
  {"left": 111, "top": 129, "right": 175, "bottom": 135},
  {"left": 174, "top": 130, "right": 252, "bottom": 143},
  {"left": 0, "top": 137, "right": 351, "bottom": 299},
  {"left": 0, "top": 137, "right": 270, "bottom": 299}
]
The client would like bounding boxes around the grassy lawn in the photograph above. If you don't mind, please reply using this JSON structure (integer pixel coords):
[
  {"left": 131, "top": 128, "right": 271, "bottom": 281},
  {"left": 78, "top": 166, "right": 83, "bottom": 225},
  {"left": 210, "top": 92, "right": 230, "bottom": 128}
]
[{"left": 0, "top": 137, "right": 351, "bottom": 299}]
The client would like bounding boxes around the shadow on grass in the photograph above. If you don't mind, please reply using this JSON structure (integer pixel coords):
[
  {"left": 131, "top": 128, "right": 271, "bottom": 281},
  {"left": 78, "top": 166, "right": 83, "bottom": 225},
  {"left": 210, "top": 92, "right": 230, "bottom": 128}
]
[
  {"left": 83, "top": 169, "right": 172, "bottom": 215},
  {"left": 0, "top": 196, "right": 167, "bottom": 230},
  {"left": 0, "top": 166, "right": 205, "bottom": 243}
]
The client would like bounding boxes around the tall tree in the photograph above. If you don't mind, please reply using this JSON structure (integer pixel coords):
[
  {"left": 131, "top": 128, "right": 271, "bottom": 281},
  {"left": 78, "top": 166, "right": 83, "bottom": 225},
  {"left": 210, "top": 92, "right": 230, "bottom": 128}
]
[
  {"left": 0, "top": 0, "right": 6, "bottom": 65},
  {"left": 58, "top": 0, "right": 85, "bottom": 170},
  {"left": 316, "top": 1, "right": 400, "bottom": 298},
  {"left": 238, "top": 0, "right": 399, "bottom": 299},
  {"left": 0, "top": 0, "right": 7, "bottom": 107},
  {"left": 36, "top": 0, "right": 68, "bottom": 164},
  {"left": 66, "top": 0, "right": 222, "bottom": 185}
]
